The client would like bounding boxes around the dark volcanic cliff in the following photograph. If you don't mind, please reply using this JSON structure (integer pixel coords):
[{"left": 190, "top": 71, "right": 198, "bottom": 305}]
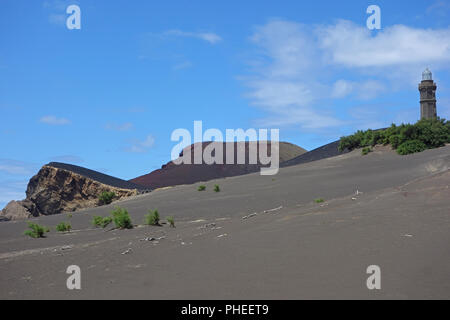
[{"left": 1, "top": 163, "right": 144, "bottom": 221}]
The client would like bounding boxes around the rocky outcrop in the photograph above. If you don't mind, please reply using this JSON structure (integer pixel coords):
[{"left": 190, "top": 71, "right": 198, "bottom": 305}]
[
  {"left": 0, "top": 200, "right": 36, "bottom": 221},
  {"left": 1, "top": 165, "right": 139, "bottom": 220}
]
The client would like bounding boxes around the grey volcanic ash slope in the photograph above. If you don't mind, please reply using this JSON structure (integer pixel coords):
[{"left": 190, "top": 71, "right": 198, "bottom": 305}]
[
  {"left": 1, "top": 141, "right": 306, "bottom": 220},
  {"left": 130, "top": 141, "right": 307, "bottom": 189},
  {"left": 0, "top": 146, "right": 449, "bottom": 299},
  {"left": 1, "top": 163, "right": 145, "bottom": 221},
  {"left": 0, "top": 140, "right": 344, "bottom": 220},
  {"left": 281, "top": 140, "right": 350, "bottom": 167}
]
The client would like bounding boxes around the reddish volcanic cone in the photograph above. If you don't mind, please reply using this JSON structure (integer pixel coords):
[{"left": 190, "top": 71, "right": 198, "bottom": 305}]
[{"left": 130, "top": 141, "right": 306, "bottom": 189}]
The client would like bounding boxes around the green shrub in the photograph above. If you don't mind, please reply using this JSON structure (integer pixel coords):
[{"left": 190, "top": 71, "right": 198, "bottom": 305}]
[
  {"left": 415, "top": 117, "right": 450, "bottom": 147},
  {"left": 111, "top": 206, "right": 133, "bottom": 229},
  {"left": 314, "top": 198, "right": 325, "bottom": 203},
  {"left": 98, "top": 191, "right": 116, "bottom": 205},
  {"left": 167, "top": 216, "right": 175, "bottom": 228},
  {"left": 198, "top": 185, "right": 206, "bottom": 191},
  {"left": 145, "top": 209, "right": 160, "bottom": 226},
  {"left": 213, "top": 184, "right": 220, "bottom": 192},
  {"left": 338, "top": 118, "right": 450, "bottom": 155},
  {"left": 92, "top": 216, "right": 102, "bottom": 227},
  {"left": 24, "top": 222, "right": 49, "bottom": 238},
  {"left": 397, "top": 140, "right": 427, "bottom": 155},
  {"left": 92, "top": 215, "right": 112, "bottom": 228},
  {"left": 388, "top": 134, "right": 401, "bottom": 149},
  {"left": 361, "top": 147, "right": 372, "bottom": 155},
  {"left": 56, "top": 222, "right": 72, "bottom": 232}
]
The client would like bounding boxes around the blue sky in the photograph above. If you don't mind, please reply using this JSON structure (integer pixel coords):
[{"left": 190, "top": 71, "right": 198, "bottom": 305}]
[{"left": 1, "top": 0, "right": 450, "bottom": 209}]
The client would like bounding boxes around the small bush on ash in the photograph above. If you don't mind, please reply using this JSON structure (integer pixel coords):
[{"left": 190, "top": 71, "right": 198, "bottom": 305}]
[
  {"left": 98, "top": 191, "right": 116, "bottom": 205},
  {"left": 111, "top": 206, "right": 133, "bottom": 229},
  {"left": 56, "top": 221, "right": 72, "bottom": 232},
  {"left": 145, "top": 209, "right": 160, "bottom": 226},
  {"left": 167, "top": 216, "right": 175, "bottom": 228},
  {"left": 92, "top": 215, "right": 112, "bottom": 228},
  {"left": 24, "top": 222, "right": 50, "bottom": 238}
]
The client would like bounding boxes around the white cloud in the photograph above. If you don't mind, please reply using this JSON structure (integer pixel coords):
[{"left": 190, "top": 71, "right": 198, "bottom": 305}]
[
  {"left": 105, "top": 122, "right": 134, "bottom": 131},
  {"left": 332, "top": 79, "right": 386, "bottom": 100},
  {"left": 394, "top": 108, "right": 420, "bottom": 125},
  {"left": 331, "top": 80, "right": 354, "bottom": 98},
  {"left": 40, "top": 115, "right": 71, "bottom": 125},
  {"left": 255, "top": 107, "right": 343, "bottom": 129},
  {"left": 348, "top": 105, "right": 390, "bottom": 130},
  {"left": 437, "top": 97, "right": 450, "bottom": 119},
  {"left": 163, "top": 30, "right": 222, "bottom": 44},
  {"left": 172, "top": 61, "right": 193, "bottom": 71},
  {"left": 357, "top": 80, "right": 386, "bottom": 100},
  {"left": 48, "top": 13, "right": 65, "bottom": 25},
  {"left": 127, "top": 107, "right": 147, "bottom": 113},
  {"left": 0, "top": 159, "right": 37, "bottom": 176},
  {"left": 318, "top": 20, "right": 450, "bottom": 69},
  {"left": 0, "top": 165, "right": 30, "bottom": 176},
  {"left": 246, "top": 80, "right": 314, "bottom": 109},
  {"left": 126, "top": 135, "right": 155, "bottom": 153},
  {"left": 250, "top": 21, "right": 317, "bottom": 78},
  {"left": 0, "top": 189, "right": 26, "bottom": 203},
  {"left": 0, "top": 180, "right": 28, "bottom": 208},
  {"left": 426, "top": 0, "right": 450, "bottom": 16},
  {"left": 43, "top": 0, "right": 71, "bottom": 10},
  {"left": 242, "top": 19, "right": 450, "bottom": 130},
  {"left": 44, "top": 0, "right": 79, "bottom": 26},
  {"left": 48, "top": 155, "right": 84, "bottom": 163},
  {"left": 243, "top": 20, "right": 340, "bottom": 130}
]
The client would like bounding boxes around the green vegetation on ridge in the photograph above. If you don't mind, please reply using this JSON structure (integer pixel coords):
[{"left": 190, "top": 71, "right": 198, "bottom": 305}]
[{"left": 338, "top": 118, "right": 450, "bottom": 155}]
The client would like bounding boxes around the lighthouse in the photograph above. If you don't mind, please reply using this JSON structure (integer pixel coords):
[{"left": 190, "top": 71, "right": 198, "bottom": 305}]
[{"left": 418, "top": 68, "right": 437, "bottom": 119}]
